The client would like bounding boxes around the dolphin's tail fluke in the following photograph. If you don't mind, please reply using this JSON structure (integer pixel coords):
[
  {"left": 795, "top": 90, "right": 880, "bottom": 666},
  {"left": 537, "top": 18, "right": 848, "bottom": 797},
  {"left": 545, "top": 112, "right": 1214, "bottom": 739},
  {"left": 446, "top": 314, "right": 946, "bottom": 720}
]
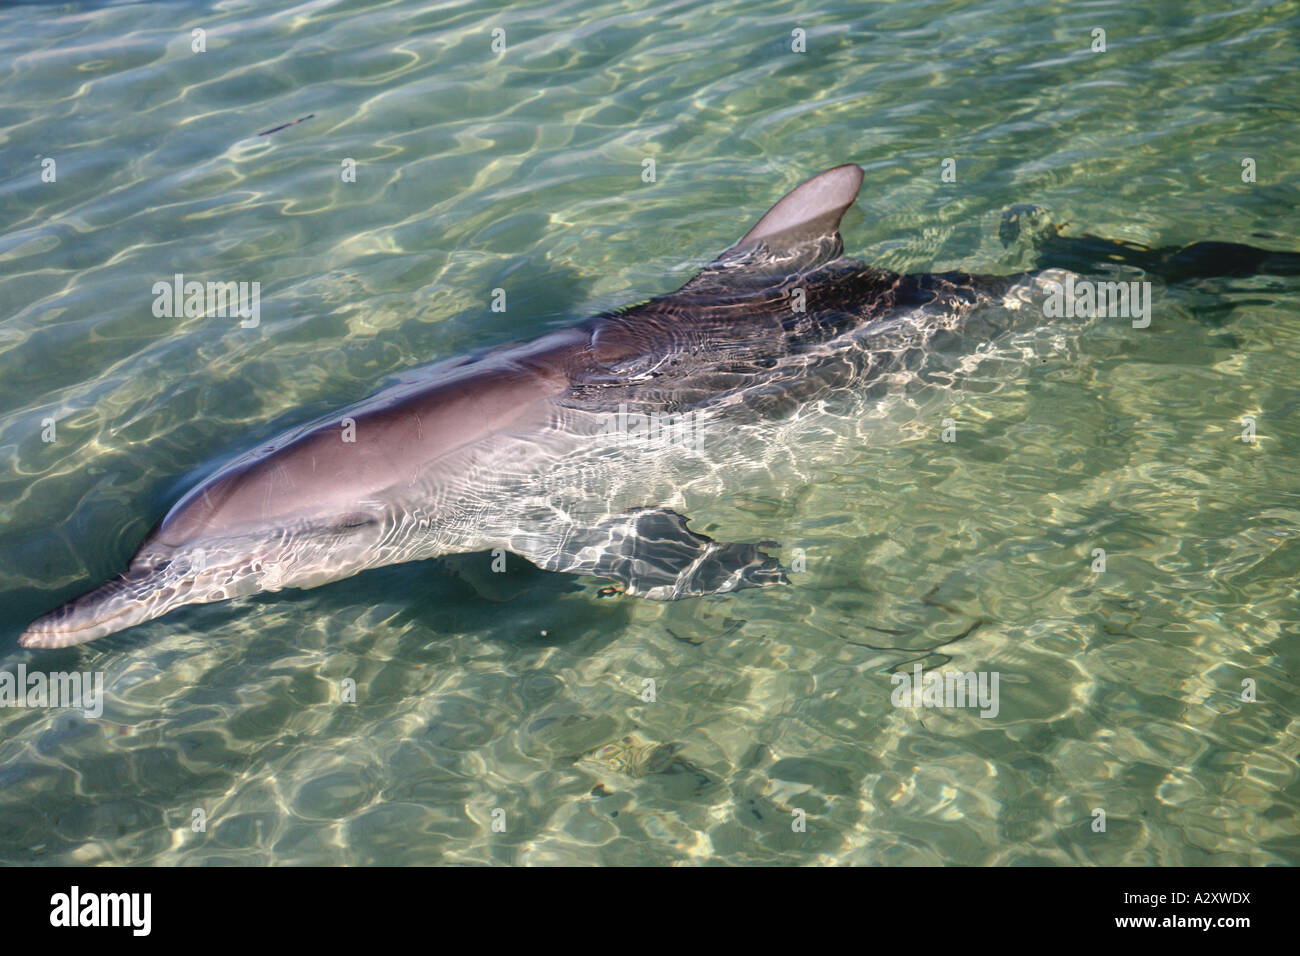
[
  {"left": 1038, "top": 235, "right": 1300, "bottom": 283},
  {"left": 1000, "top": 205, "right": 1300, "bottom": 282}
]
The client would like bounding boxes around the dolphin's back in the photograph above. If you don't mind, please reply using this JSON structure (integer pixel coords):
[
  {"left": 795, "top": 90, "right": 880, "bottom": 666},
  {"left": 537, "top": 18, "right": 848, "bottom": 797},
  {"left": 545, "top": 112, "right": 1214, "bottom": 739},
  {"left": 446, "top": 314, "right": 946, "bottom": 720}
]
[
  {"left": 151, "top": 329, "right": 591, "bottom": 550},
  {"left": 151, "top": 165, "right": 931, "bottom": 550}
]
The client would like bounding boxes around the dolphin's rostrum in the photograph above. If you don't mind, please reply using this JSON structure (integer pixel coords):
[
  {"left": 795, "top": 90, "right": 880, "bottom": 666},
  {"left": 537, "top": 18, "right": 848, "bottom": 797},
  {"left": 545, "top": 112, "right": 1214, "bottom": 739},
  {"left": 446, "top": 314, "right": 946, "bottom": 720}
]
[{"left": 18, "top": 164, "right": 1300, "bottom": 647}]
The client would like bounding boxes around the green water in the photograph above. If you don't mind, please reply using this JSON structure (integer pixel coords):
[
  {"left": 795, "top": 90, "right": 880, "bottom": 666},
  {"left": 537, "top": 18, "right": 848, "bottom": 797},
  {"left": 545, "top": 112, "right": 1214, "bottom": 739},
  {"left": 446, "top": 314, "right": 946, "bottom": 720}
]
[{"left": 1, "top": 0, "right": 1298, "bottom": 865}]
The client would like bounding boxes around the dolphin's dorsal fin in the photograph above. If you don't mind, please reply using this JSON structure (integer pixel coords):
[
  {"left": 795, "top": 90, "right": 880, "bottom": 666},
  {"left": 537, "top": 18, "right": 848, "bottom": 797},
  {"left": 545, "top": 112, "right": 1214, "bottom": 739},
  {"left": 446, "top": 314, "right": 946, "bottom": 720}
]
[{"left": 709, "top": 163, "right": 864, "bottom": 274}]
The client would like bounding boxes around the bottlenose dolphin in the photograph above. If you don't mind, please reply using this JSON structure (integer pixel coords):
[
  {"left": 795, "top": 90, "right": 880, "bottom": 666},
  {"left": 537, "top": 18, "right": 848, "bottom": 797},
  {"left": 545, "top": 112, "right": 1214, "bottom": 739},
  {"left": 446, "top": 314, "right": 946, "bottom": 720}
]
[{"left": 18, "top": 164, "right": 1300, "bottom": 648}]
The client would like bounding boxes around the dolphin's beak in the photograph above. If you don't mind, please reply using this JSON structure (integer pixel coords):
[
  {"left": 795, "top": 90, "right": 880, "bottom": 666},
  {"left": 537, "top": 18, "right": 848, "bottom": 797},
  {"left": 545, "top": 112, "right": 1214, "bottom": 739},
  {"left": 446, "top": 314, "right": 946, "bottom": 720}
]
[{"left": 18, "top": 569, "right": 183, "bottom": 648}]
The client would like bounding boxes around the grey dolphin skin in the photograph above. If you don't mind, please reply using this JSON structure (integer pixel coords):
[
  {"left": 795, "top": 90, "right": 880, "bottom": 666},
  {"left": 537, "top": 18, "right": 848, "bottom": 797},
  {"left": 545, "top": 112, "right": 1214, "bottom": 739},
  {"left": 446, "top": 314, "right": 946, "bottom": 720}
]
[{"left": 18, "top": 164, "right": 1300, "bottom": 648}]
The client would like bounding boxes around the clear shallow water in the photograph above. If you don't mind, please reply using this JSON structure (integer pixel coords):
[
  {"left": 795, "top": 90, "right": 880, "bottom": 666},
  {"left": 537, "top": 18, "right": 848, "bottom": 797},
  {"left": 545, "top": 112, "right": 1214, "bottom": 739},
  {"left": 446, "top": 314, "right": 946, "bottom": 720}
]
[{"left": 1, "top": 0, "right": 1298, "bottom": 865}]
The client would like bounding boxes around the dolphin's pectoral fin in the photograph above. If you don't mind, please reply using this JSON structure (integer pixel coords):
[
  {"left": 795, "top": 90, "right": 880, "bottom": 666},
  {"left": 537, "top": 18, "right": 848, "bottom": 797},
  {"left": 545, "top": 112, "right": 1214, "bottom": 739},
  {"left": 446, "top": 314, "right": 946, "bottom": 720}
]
[{"left": 516, "top": 508, "right": 788, "bottom": 600}]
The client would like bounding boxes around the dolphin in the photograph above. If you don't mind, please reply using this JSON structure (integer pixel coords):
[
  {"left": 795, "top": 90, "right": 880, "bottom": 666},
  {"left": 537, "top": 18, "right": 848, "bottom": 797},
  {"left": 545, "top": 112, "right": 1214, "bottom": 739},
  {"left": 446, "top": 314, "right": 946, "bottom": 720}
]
[{"left": 18, "top": 164, "right": 1300, "bottom": 648}]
